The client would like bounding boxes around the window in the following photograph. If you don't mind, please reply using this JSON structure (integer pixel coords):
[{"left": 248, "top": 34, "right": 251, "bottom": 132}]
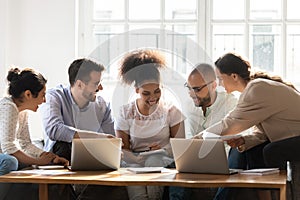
[
  {"left": 79, "top": 0, "right": 205, "bottom": 109},
  {"left": 79, "top": 0, "right": 201, "bottom": 82},
  {"left": 79, "top": 0, "right": 300, "bottom": 89},
  {"left": 210, "top": 0, "right": 300, "bottom": 87}
]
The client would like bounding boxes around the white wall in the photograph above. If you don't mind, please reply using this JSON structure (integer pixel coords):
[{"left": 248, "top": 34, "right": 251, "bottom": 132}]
[
  {"left": 0, "top": 0, "right": 76, "bottom": 139},
  {"left": 4, "top": 0, "right": 76, "bottom": 88},
  {"left": 0, "top": 0, "right": 8, "bottom": 96}
]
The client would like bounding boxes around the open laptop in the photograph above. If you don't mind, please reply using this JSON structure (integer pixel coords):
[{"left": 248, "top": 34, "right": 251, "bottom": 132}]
[
  {"left": 170, "top": 138, "right": 239, "bottom": 175},
  {"left": 69, "top": 138, "right": 122, "bottom": 171}
]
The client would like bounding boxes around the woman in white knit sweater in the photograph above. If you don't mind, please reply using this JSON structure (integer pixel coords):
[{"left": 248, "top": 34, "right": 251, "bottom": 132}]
[
  {"left": 0, "top": 68, "right": 71, "bottom": 199},
  {"left": 0, "top": 68, "right": 69, "bottom": 168}
]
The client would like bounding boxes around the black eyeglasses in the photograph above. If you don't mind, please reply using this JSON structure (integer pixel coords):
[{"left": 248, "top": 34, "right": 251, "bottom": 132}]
[{"left": 184, "top": 81, "right": 214, "bottom": 93}]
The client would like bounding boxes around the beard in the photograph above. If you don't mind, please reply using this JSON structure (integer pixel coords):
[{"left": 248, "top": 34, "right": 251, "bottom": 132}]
[
  {"left": 82, "top": 90, "right": 97, "bottom": 102},
  {"left": 193, "top": 92, "right": 212, "bottom": 107}
]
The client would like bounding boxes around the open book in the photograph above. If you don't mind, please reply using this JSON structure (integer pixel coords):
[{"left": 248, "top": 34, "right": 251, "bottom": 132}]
[{"left": 239, "top": 168, "right": 280, "bottom": 176}]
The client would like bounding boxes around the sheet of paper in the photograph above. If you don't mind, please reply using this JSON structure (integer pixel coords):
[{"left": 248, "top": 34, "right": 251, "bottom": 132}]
[
  {"left": 202, "top": 131, "right": 242, "bottom": 140},
  {"left": 239, "top": 168, "right": 280, "bottom": 175},
  {"left": 11, "top": 169, "right": 75, "bottom": 176},
  {"left": 34, "top": 165, "right": 65, "bottom": 170}
]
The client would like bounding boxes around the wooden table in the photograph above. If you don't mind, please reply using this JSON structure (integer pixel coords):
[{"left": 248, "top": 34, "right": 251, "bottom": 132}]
[{"left": 0, "top": 168, "right": 287, "bottom": 200}]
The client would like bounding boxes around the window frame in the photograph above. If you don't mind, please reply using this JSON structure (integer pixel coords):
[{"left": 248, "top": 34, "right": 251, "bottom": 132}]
[
  {"left": 78, "top": 0, "right": 205, "bottom": 69},
  {"left": 78, "top": 0, "right": 300, "bottom": 88}
]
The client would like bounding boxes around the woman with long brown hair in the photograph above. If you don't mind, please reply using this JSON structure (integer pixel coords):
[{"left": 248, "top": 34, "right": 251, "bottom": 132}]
[{"left": 196, "top": 52, "right": 300, "bottom": 199}]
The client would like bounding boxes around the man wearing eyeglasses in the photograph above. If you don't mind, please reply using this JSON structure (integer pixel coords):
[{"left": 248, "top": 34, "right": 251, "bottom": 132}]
[
  {"left": 183, "top": 63, "right": 238, "bottom": 139},
  {"left": 169, "top": 63, "right": 243, "bottom": 200}
]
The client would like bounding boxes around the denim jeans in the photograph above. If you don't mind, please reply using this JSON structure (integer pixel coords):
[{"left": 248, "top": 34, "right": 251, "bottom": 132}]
[
  {"left": 0, "top": 154, "right": 18, "bottom": 175},
  {"left": 228, "top": 148, "right": 247, "bottom": 169},
  {"left": 0, "top": 154, "right": 18, "bottom": 200}
]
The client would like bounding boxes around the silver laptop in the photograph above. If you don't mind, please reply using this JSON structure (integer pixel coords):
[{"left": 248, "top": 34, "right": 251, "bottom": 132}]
[
  {"left": 69, "top": 138, "right": 122, "bottom": 171},
  {"left": 170, "top": 138, "right": 238, "bottom": 175}
]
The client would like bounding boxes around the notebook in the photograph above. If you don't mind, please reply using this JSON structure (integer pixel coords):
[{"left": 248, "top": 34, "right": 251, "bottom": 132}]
[
  {"left": 170, "top": 138, "right": 239, "bottom": 175},
  {"left": 69, "top": 138, "right": 122, "bottom": 171},
  {"left": 239, "top": 168, "right": 280, "bottom": 176}
]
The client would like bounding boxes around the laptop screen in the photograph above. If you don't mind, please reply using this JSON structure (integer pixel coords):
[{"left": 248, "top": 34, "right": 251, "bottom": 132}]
[
  {"left": 70, "top": 138, "right": 122, "bottom": 171},
  {"left": 170, "top": 138, "right": 231, "bottom": 174}
]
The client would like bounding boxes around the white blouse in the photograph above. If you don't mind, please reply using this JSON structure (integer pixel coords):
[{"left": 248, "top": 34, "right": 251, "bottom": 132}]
[
  {"left": 0, "top": 97, "right": 43, "bottom": 158},
  {"left": 115, "top": 100, "right": 185, "bottom": 152}
]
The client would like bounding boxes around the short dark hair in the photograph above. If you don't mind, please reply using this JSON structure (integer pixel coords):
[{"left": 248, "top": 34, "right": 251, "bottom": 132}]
[
  {"left": 7, "top": 68, "right": 47, "bottom": 100},
  {"left": 68, "top": 58, "right": 105, "bottom": 86}
]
